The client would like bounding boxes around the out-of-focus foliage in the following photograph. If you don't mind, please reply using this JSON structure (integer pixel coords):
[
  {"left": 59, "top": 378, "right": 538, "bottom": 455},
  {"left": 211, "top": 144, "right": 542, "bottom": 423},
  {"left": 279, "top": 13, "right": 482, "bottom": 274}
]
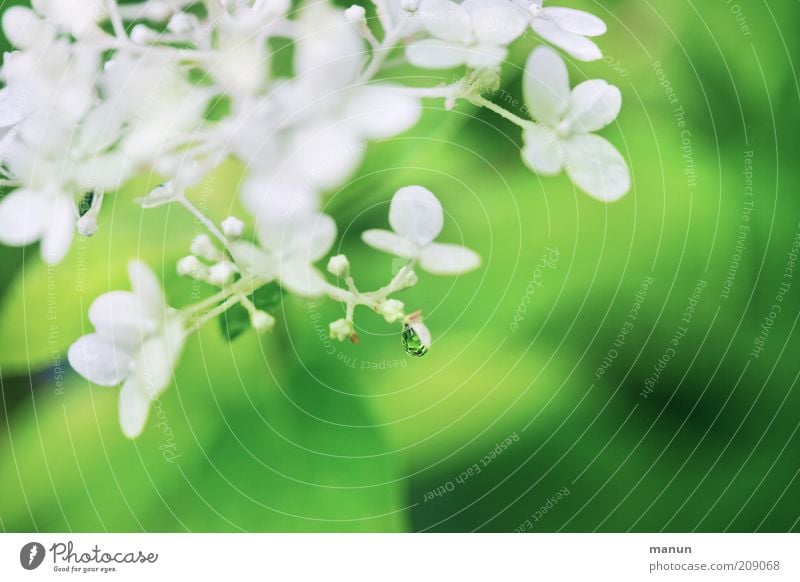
[{"left": 1, "top": 0, "right": 799, "bottom": 531}]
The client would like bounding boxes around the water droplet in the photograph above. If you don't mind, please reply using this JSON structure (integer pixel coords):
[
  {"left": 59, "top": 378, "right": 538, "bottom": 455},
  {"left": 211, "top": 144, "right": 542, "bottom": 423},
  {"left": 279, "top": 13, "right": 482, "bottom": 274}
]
[{"left": 402, "top": 324, "right": 428, "bottom": 357}]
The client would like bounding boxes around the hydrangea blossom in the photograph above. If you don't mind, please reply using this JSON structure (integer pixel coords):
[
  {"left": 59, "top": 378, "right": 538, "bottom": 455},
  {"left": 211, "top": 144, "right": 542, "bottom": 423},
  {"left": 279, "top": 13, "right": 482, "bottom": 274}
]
[
  {"left": 67, "top": 261, "right": 185, "bottom": 438},
  {"left": 520, "top": 0, "right": 607, "bottom": 61},
  {"left": 521, "top": 46, "right": 630, "bottom": 201},
  {"left": 362, "top": 186, "right": 480, "bottom": 275},
  {"left": 406, "top": 0, "right": 527, "bottom": 69},
  {"left": 0, "top": 0, "right": 631, "bottom": 438}
]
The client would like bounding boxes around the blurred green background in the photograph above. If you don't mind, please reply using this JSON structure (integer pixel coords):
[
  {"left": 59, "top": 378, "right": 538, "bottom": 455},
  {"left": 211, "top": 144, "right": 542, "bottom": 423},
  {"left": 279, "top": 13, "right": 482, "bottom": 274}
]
[{"left": 1, "top": 0, "right": 799, "bottom": 532}]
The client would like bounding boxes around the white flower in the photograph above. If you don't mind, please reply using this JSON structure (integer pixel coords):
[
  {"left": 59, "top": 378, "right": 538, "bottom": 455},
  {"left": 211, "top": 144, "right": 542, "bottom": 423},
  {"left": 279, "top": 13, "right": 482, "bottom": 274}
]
[
  {"left": 521, "top": 46, "right": 629, "bottom": 201},
  {"left": 327, "top": 254, "right": 350, "bottom": 277},
  {"left": 251, "top": 310, "right": 275, "bottom": 334},
  {"left": 232, "top": 214, "right": 337, "bottom": 297},
  {"left": 406, "top": 0, "right": 527, "bottom": 70},
  {"left": 516, "top": 0, "right": 606, "bottom": 61},
  {"left": 329, "top": 318, "right": 355, "bottom": 341},
  {"left": 67, "top": 260, "right": 186, "bottom": 439},
  {"left": 362, "top": 186, "right": 480, "bottom": 275},
  {"left": 31, "top": 0, "right": 106, "bottom": 38},
  {"left": 378, "top": 299, "right": 405, "bottom": 323},
  {"left": 0, "top": 187, "right": 76, "bottom": 264}
]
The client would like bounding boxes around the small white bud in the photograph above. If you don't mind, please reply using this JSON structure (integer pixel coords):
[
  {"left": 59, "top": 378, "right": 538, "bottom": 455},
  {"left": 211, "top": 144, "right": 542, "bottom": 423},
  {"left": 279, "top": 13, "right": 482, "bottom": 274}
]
[
  {"left": 251, "top": 310, "right": 275, "bottom": 334},
  {"left": 344, "top": 5, "right": 367, "bottom": 24},
  {"left": 167, "top": 12, "right": 197, "bottom": 34},
  {"left": 130, "top": 24, "right": 158, "bottom": 44},
  {"left": 327, "top": 254, "right": 350, "bottom": 277},
  {"left": 329, "top": 318, "right": 355, "bottom": 342},
  {"left": 378, "top": 299, "right": 405, "bottom": 323},
  {"left": 76, "top": 214, "right": 98, "bottom": 237},
  {"left": 221, "top": 216, "right": 245, "bottom": 240},
  {"left": 177, "top": 255, "right": 207, "bottom": 279},
  {"left": 400, "top": 0, "right": 420, "bottom": 12},
  {"left": 207, "top": 261, "right": 237, "bottom": 287},
  {"left": 190, "top": 234, "right": 220, "bottom": 262}
]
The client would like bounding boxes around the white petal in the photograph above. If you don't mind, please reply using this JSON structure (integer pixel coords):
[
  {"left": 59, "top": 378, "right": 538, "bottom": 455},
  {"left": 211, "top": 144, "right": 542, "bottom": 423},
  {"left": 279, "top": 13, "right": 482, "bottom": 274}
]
[
  {"left": 293, "top": 2, "right": 362, "bottom": 93},
  {"left": 464, "top": 43, "right": 508, "bottom": 70},
  {"left": 134, "top": 319, "right": 184, "bottom": 400},
  {"left": 89, "top": 291, "right": 155, "bottom": 351},
  {"left": 128, "top": 260, "right": 165, "bottom": 320},
  {"left": 2, "top": 6, "right": 50, "bottom": 49},
  {"left": 361, "top": 229, "right": 416, "bottom": 258},
  {"left": 567, "top": 80, "right": 621, "bottom": 133},
  {"left": 523, "top": 46, "right": 570, "bottom": 127},
  {"left": 418, "top": 0, "right": 472, "bottom": 42},
  {"left": 389, "top": 186, "right": 443, "bottom": 247},
  {"left": 0, "top": 189, "right": 47, "bottom": 246},
  {"left": 0, "top": 90, "right": 22, "bottom": 127},
  {"left": 288, "top": 124, "right": 363, "bottom": 191},
  {"left": 531, "top": 18, "right": 602, "bottom": 61},
  {"left": 541, "top": 7, "right": 606, "bottom": 37},
  {"left": 406, "top": 39, "right": 469, "bottom": 69},
  {"left": 241, "top": 170, "right": 318, "bottom": 225},
  {"left": 345, "top": 86, "right": 421, "bottom": 139},
  {"left": 230, "top": 240, "right": 277, "bottom": 281},
  {"left": 41, "top": 195, "right": 75, "bottom": 264},
  {"left": 420, "top": 243, "right": 481, "bottom": 275},
  {"left": 463, "top": 0, "right": 527, "bottom": 45},
  {"left": 521, "top": 125, "right": 563, "bottom": 175},
  {"left": 68, "top": 333, "right": 133, "bottom": 386},
  {"left": 119, "top": 376, "right": 150, "bottom": 439},
  {"left": 279, "top": 263, "right": 329, "bottom": 297},
  {"left": 562, "top": 133, "right": 630, "bottom": 202},
  {"left": 259, "top": 213, "right": 336, "bottom": 263}
]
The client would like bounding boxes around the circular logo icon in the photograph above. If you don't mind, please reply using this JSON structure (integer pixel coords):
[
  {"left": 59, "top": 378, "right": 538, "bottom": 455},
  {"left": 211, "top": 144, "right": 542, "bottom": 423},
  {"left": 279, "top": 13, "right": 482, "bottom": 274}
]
[{"left": 19, "top": 542, "right": 45, "bottom": 570}]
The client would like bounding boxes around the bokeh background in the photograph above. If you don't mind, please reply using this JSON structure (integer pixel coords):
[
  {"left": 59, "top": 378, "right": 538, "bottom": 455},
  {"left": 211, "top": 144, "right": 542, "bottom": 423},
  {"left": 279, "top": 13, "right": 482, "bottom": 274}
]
[{"left": 1, "top": 0, "right": 799, "bottom": 532}]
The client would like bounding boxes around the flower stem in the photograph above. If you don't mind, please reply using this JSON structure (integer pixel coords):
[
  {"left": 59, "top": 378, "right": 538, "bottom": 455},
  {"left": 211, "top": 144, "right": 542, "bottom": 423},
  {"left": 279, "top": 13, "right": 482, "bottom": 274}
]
[{"left": 469, "top": 95, "right": 536, "bottom": 130}]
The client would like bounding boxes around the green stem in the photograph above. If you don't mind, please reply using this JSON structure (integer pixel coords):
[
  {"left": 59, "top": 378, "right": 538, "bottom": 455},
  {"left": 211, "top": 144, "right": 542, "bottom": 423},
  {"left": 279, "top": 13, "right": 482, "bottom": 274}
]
[{"left": 470, "top": 95, "right": 536, "bottom": 130}]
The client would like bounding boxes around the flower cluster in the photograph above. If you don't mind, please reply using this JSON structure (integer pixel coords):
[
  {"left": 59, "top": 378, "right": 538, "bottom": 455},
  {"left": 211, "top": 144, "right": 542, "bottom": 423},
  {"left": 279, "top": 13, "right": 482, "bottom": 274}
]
[{"left": 0, "top": 0, "right": 629, "bottom": 438}]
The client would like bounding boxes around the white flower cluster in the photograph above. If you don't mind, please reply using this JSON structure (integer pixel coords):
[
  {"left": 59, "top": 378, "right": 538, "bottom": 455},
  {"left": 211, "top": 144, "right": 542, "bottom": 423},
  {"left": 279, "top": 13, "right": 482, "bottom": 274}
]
[{"left": 0, "top": 0, "right": 629, "bottom": 437}]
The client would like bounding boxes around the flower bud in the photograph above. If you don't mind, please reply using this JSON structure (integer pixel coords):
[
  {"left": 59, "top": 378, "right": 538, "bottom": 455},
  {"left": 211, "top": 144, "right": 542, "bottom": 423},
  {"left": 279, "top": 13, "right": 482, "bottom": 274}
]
[
  {"left": 131, "top": 24, "right": 158, "bottom": 44},
  {"left": 327, "top": 254, "right": 350, "bottom": 277},
  {"left": 76, "top": 213, "right": 98, "bottom": 237},
  {"left": 329, "top": 318, "right": 355, "bottom": 342},
  {"left": 400, "top": 0, "right": 420, "bottom": 12},
  {"left": 167, "top": 12, "right": 197, "bottom": 34},
  {"left": 378, "top": 299, "right": 405, "bottom": 323},
  {"left": 251, "top": 310, "right": 275, "bottom": 334},
  {"left": 190, "top": 234, "right": 220, "bottom": 262},
  {"left": 208, "top": 261, "right": 237, "bottom": 286},
  {"left": 177, "top": 255, "right": 207, "bottom": 279},
  {"left": 221, "top": 216, "right": 245, "bottom": 240},
  {"left": 344, "top": 5, "right": 367, "bottom": 25}
]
